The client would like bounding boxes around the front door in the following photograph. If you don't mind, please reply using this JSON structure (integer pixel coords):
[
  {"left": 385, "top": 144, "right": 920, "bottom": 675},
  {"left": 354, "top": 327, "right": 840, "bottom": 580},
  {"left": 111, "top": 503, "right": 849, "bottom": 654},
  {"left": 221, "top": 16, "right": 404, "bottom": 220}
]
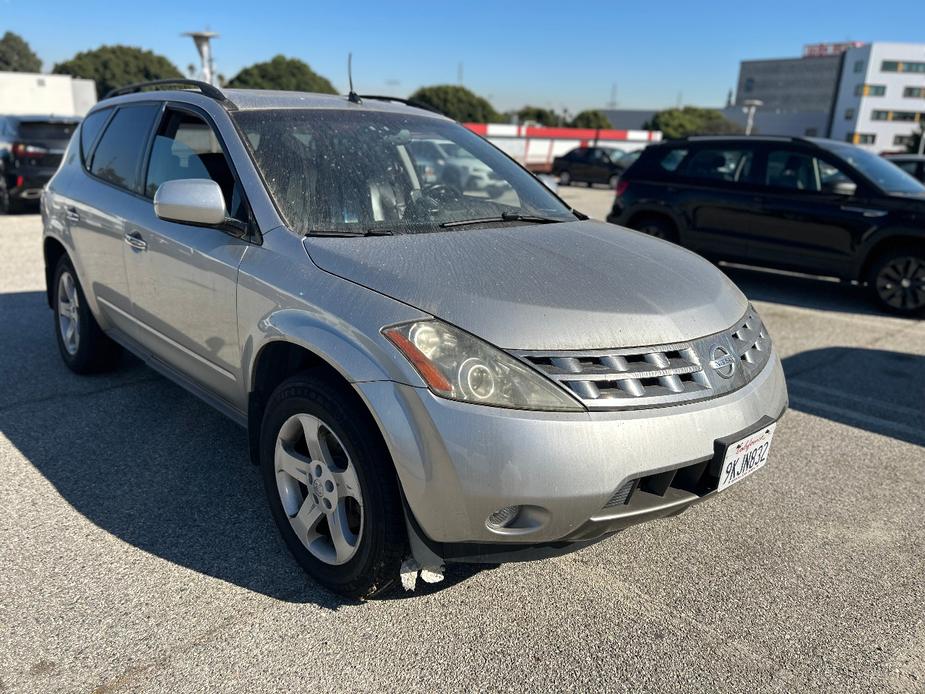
[
  {"left": 748, "top": 147, "right": 873, "bottom": 276},
  {"left": 123, "top": 106, "right": 252, "bottom": 406}
]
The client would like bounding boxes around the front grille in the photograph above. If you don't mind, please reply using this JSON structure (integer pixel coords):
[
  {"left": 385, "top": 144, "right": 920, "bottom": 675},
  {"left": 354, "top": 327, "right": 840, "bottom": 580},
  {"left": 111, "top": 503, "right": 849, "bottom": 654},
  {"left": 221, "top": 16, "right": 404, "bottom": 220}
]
[{"left": 515, "top": 306, "right": 771, "bottom": 411}]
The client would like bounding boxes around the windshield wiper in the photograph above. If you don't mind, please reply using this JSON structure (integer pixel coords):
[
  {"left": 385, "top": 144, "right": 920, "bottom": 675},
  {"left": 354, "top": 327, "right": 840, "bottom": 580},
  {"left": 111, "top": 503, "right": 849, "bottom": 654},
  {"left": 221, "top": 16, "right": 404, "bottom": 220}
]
[
  {"left": 306, "top": 228, "right": 395, "bottom": 237},
  {"left": 439, "top": 212, "right": 566, "bottom": 229}
]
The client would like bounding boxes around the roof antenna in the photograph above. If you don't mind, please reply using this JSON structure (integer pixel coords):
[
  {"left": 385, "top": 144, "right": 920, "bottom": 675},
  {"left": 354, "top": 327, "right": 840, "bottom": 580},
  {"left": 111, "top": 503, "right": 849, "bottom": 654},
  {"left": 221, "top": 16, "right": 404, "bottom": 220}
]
[{"left": 347, "top": 53, "right": 362, "bottom": 103}]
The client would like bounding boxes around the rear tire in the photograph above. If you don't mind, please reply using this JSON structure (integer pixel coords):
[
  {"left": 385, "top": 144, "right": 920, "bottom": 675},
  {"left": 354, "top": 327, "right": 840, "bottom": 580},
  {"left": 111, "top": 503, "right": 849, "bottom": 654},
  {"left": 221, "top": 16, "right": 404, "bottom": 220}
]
[
  {"left": 608, "top": 174, "right": 620, "bottom": 189},
  {"left": 260, "top": 372, "right": 407, "bottom": 599},
  {"left": 52, "top": 255, "right": 122, "bottom": 374},
  {"left": 867, "top": 247, "right": 925, "bottom": 316},
  {"left": 632, "top": 215, "right": 678, "bottom": 243}
]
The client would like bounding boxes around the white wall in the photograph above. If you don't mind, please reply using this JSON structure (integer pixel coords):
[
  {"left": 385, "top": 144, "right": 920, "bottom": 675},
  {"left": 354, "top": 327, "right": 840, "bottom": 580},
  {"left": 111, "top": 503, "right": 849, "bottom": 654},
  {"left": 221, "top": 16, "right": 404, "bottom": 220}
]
[
  {"left": 0, "top": 72, "right": 97, "bottom": 116},
  {"left": 832, "top": 43, "right": 925, "bottom": 152}
]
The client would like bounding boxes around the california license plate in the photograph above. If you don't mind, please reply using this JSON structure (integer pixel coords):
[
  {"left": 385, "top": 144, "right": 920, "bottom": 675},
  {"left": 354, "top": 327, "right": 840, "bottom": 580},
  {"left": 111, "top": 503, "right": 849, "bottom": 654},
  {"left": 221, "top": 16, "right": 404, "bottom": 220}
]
[{"left": 718, "top": 423, "right": 776, "bottom": 492}]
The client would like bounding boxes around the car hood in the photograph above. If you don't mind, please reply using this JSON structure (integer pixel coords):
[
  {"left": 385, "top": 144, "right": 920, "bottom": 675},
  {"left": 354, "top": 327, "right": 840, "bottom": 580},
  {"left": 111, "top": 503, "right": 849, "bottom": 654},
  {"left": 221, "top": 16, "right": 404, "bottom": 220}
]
[{"left": 303, "top": 220, "right": 748, "bottom": 350}]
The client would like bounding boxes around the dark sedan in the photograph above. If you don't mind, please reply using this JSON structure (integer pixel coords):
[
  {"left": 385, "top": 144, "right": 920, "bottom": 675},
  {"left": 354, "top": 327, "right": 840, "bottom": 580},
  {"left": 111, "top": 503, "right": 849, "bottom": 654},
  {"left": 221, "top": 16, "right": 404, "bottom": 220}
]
[{"left": 552, "top": 146, "right": 638, "bottom": 187}]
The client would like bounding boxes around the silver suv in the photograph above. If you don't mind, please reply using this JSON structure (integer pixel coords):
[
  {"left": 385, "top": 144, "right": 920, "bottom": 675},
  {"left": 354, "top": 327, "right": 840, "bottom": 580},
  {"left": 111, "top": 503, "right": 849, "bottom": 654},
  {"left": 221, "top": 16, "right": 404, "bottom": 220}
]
[{"left": 42, "top": 81, "right": 788, "bottom": 598}]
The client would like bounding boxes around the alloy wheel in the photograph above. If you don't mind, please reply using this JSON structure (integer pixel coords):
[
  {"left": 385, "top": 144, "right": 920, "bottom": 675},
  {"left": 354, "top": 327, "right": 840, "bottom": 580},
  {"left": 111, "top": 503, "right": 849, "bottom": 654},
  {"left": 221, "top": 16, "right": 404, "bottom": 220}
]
[
  {"left": 274, "top": 413, "right": 364, "bottom": 566},
  {"left": 875, "top": 256, "right": 925, "bottom": 312},
  {"left": 57, "top": 271, "right": 80, "bottom": 355}
]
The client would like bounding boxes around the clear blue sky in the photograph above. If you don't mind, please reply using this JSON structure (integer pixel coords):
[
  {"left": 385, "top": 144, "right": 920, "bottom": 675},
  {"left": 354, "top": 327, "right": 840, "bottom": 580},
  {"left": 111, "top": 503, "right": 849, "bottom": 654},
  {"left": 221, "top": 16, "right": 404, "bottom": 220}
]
[{"left": 4, "top": 0, "right": 925, "bottom": 113}]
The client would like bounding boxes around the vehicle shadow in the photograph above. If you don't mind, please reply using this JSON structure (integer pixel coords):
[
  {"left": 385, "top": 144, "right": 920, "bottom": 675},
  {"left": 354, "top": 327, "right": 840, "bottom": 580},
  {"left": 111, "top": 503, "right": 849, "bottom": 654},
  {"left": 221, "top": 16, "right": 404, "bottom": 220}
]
[
  {"left": 0, "top": 290, "right": 481, "bottom": 606},
  {"left": 783, "top": 347, "right": 925, "bottom": 447},
  {"left": 720, "top": 263, "right": 888, "bottom": 317}
]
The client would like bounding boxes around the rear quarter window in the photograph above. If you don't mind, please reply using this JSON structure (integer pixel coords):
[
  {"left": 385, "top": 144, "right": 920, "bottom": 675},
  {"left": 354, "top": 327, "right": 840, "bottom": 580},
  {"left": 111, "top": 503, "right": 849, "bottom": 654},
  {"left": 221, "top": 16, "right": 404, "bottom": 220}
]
[
  {"left": 79, "top": 109, "right": 111, "bottom": 165},
  {"left": 658, "top": 148, "right": 688, "bottom": 172}
]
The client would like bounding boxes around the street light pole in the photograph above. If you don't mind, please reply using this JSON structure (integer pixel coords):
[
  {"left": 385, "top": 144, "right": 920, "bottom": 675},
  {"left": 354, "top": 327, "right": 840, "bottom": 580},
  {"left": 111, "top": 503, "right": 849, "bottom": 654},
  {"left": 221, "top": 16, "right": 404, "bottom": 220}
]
[
  {"left": 743, "top": 99, "right": 763, "bottom": 136},
  {"left": 183, "top": 31, "right": 220, "bottom": 86}
]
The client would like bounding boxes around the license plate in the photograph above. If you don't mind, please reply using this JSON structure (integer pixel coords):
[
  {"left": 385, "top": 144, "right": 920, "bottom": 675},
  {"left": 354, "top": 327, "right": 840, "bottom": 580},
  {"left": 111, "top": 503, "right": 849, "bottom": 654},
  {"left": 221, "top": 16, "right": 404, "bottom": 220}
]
[{"left": 718, "top": 423, "right": 776, "bottom": 492}]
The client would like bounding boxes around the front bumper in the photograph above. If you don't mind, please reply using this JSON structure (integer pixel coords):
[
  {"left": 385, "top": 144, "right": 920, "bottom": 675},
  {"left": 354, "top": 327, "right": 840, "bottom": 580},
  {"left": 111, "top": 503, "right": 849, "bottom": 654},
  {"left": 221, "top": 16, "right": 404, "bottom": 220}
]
[{"left": 357, "top": 349, "right": 788, "bottom": 556}]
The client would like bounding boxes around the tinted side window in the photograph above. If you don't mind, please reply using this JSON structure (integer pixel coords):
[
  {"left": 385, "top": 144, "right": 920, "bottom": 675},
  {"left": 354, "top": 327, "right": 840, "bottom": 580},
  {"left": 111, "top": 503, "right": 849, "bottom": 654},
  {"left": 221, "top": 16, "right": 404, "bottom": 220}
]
[
  {"left": 90, "top": 104, "right": 160, "bottom": 192},
  {"left": 895, "top": 161, "right": 918, "bottom": 176},
  {"left": 79, "top": 109, "right": 111, "bottom": 165},
  {"left": 680, "top": 148, "right": 753, "bottom": 182},
  {"left": 567, "top": 149, "right": 587, "bottom": 161}
]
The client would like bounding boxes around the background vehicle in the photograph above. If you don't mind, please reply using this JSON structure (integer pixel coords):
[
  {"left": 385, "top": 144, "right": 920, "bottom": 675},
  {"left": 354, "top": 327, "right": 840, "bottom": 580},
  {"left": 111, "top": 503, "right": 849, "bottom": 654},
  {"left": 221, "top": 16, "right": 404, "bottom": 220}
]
[
  {"left": 552, "top": 146, "right": 634, "bottom": 187},
  {"left": 406, "top": 138, "right": 506, "bottom": 197},
  {"left": 609, "top": 136, "right": 925, "bottom": 315},
  {"left": 42, "top": 83, "right": 786, "bottom": 598},
  {"left": 885, "top": 154, "right": 925, "bottom": 184},
  {"left": 0, "top": 115, "right": 80, "bottom": 214}
]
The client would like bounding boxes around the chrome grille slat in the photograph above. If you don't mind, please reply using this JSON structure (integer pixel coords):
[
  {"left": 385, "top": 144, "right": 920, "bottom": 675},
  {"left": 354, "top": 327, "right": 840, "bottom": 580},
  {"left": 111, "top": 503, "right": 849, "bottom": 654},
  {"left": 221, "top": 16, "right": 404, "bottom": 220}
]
[{"left": 514, "top": 306, "right": 772, "bottom": 411}]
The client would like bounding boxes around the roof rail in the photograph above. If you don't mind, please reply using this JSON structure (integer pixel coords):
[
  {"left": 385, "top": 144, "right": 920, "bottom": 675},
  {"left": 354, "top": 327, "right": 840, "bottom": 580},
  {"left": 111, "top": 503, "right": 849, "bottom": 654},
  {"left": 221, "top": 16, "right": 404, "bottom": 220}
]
[
  {"left": 103, "top": 79, "right": 235, "bottom": 108},
  {"left": 357, "top": 94, "right": 445, "bottom": 116}
]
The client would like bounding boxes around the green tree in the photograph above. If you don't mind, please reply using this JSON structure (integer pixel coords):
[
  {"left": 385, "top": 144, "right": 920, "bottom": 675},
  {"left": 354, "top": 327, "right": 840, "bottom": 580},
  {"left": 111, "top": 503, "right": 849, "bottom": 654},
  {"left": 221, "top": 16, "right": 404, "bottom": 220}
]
[
  {"left": 53, "top": 45, "right": 182, "bottom": 97},
  {"left": 569, "top": 110, "right": 612, "bottom": 129},
  {"left": 227, "top": 55, "right": 336, "bottom": 94},
  {"left": 0, "top": 31, "right": 42, "bottom": 73},
  {"left": 408, "top": 85, "right": 501, "bottom": 122},
  {"left": 516, "top": 106, "right": 561, "bottom": 127},
  {"left": 643, "top": 107, "right": 743, "bottom": 139}
]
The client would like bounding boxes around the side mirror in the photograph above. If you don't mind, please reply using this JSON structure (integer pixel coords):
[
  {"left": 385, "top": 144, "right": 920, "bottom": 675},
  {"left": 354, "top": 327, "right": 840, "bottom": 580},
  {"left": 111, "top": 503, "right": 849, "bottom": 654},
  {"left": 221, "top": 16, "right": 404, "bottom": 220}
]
[
  {"left": 154, "top": 179, "right": 227, "bottom": 226},
  {"left": 829, "top": 180, "right": 857, "bottom": 196}
]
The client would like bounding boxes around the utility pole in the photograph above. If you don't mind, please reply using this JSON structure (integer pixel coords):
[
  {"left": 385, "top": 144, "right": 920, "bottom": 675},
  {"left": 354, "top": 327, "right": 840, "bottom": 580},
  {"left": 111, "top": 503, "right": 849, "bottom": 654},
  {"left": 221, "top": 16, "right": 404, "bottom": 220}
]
[
  {"left": 457, "top": 62, "right": 463, "bottom": 85},
  {"left": 183, "top": 31, "right": 219, "bottom": 85},
  {"left": 743, "top": 99, "right": 763, "bottom": 135},
  {"left": 607, "top": 83, "right": 617, "bottom": 109}
]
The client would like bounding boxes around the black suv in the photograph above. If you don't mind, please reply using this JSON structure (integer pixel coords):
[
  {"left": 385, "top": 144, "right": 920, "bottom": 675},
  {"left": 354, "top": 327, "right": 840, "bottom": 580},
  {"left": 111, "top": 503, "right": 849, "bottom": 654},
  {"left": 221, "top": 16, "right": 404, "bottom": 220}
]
[
  {"left": 0, "top": 115, "right": 80, "bottom": 213},
  {"left": 608, "top": 136, "right": 925, "bottom": 315}
]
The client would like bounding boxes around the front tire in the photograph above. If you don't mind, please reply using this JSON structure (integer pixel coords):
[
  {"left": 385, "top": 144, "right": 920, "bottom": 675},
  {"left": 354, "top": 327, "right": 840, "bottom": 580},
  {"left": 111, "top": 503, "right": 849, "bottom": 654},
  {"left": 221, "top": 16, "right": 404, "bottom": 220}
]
[
  {"left": 53, "top": 255, "right": 122, "bottom": 373},
  {"left": 633, "top": 216, "right": 678, "bottom": 243},
  {"left": 868, "top": 247, "right": 925, "bottom": 316},
  {"left": 260, "top": 373, "right": 407, "bottom": 599},
  {"left": 559, "top": 170, "right": 571, "bottom": 186}
]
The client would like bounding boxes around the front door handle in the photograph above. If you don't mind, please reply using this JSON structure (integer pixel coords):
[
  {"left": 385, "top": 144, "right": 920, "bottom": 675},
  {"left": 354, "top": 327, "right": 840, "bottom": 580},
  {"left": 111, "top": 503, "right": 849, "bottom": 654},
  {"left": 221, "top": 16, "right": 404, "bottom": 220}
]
[
  {"left": 65, "top": 206, "right": 80, "bottom": 223},
  {"left": 123, "top": 232, "right": 147, "bottom": 251},
  {"left": 840, "top": 205, "right": 887, "bottom": 218}
]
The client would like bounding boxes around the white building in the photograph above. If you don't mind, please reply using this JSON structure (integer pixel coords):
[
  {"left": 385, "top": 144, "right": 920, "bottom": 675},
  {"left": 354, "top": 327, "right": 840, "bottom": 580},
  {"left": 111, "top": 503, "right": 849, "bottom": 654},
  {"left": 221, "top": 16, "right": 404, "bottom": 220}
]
[
  {"left": 828, "top": 43, "right": 925, "bottom": 152},
  {"left": 0, "top": 71, "right": 97, "bottom": 117}
]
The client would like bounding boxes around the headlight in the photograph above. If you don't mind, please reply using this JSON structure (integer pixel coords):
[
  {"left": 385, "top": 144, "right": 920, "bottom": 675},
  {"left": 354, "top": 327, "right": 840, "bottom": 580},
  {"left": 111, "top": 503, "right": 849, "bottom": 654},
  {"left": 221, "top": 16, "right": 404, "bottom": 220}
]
[{"left": 383, "top": 320, "right": 583, "bottom": 411}]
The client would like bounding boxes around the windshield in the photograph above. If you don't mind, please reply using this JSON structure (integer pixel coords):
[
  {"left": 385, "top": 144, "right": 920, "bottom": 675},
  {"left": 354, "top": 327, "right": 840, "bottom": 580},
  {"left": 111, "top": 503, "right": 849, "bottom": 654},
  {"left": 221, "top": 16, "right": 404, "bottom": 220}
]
[
  {"left": 233, "top": 109, "right": 576, "bottom": 234},
  {"left": 828, "top": 143, "right": 925, "bottom": 194}
]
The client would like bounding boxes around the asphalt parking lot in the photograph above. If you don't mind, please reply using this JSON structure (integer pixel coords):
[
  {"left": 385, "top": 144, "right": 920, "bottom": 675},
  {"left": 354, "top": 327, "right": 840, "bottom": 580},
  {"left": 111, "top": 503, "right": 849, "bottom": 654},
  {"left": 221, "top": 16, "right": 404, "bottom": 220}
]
[{"left": 1, "top": 197, "right": 924, "bottom": 694}]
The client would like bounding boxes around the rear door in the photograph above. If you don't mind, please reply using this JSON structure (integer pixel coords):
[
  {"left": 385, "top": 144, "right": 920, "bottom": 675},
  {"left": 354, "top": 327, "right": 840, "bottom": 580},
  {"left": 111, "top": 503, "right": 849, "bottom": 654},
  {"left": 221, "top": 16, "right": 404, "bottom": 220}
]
[
  {"left": 670, "top": 143, "right": 762, "bottom": 260},
  {"left": 747, "top": 145, "right": 874, "bottom": 276},
  {"left": 64, "top": 103, "right": 161, "bottom": 339},
  {"left": 123, "top": 105, "right": 252, "bottom": 405}
]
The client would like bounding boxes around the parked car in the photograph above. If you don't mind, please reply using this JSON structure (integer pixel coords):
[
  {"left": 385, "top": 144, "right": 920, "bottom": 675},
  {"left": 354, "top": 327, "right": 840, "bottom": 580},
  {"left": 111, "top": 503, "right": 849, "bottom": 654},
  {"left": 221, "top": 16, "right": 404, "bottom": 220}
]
[
  {"left": 609, "top": 136, "right": 925, "bottom": 315},
  {"left": 884, "top": 153, "right": 925, "bottom": 184},
  {"left": 552, "top": 146, "right": 633, "bottom": 187},
  {"left": 43, "top": 82, "right": 787, "bottom": 598},
  {"left": 0, "top": 115, "right": 80, "bottom": 213},
  {"left": 406, "top": 138, "right": 506, "bottom": 197}
]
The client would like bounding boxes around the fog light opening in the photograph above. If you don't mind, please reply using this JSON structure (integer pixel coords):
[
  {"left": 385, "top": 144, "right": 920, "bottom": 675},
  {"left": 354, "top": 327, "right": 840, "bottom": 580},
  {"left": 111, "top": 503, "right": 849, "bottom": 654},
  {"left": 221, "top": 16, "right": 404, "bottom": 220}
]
[{"left": 487, "top": 505, "right": 521, "bottom": 530}]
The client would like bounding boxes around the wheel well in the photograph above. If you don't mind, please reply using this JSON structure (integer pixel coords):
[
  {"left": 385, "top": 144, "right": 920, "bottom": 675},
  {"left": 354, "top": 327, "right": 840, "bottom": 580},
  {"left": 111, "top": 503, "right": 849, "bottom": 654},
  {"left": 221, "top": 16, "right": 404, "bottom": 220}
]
[
  {"left": 626, "top": 211, "right": 678, "bottom": 236},
  {"left": 247, "top": 341, "right": 367, "bottom": 465},
  {"left": 859, "top": 236, "right": 924, "bottom": 281},
  {"left": 43, "top": 238, "right": 67, "bottom": 308}
]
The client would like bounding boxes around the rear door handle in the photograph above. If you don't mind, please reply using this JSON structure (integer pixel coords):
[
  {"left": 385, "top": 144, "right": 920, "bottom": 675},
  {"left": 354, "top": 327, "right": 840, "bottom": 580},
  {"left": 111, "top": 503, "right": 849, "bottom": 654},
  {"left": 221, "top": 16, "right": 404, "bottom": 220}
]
[
  {"left": 123, "top": 232, "right": 147, "bottom": 251},
  {"left": 65, "top": 206, "right": 80, "bottom": 223}
]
